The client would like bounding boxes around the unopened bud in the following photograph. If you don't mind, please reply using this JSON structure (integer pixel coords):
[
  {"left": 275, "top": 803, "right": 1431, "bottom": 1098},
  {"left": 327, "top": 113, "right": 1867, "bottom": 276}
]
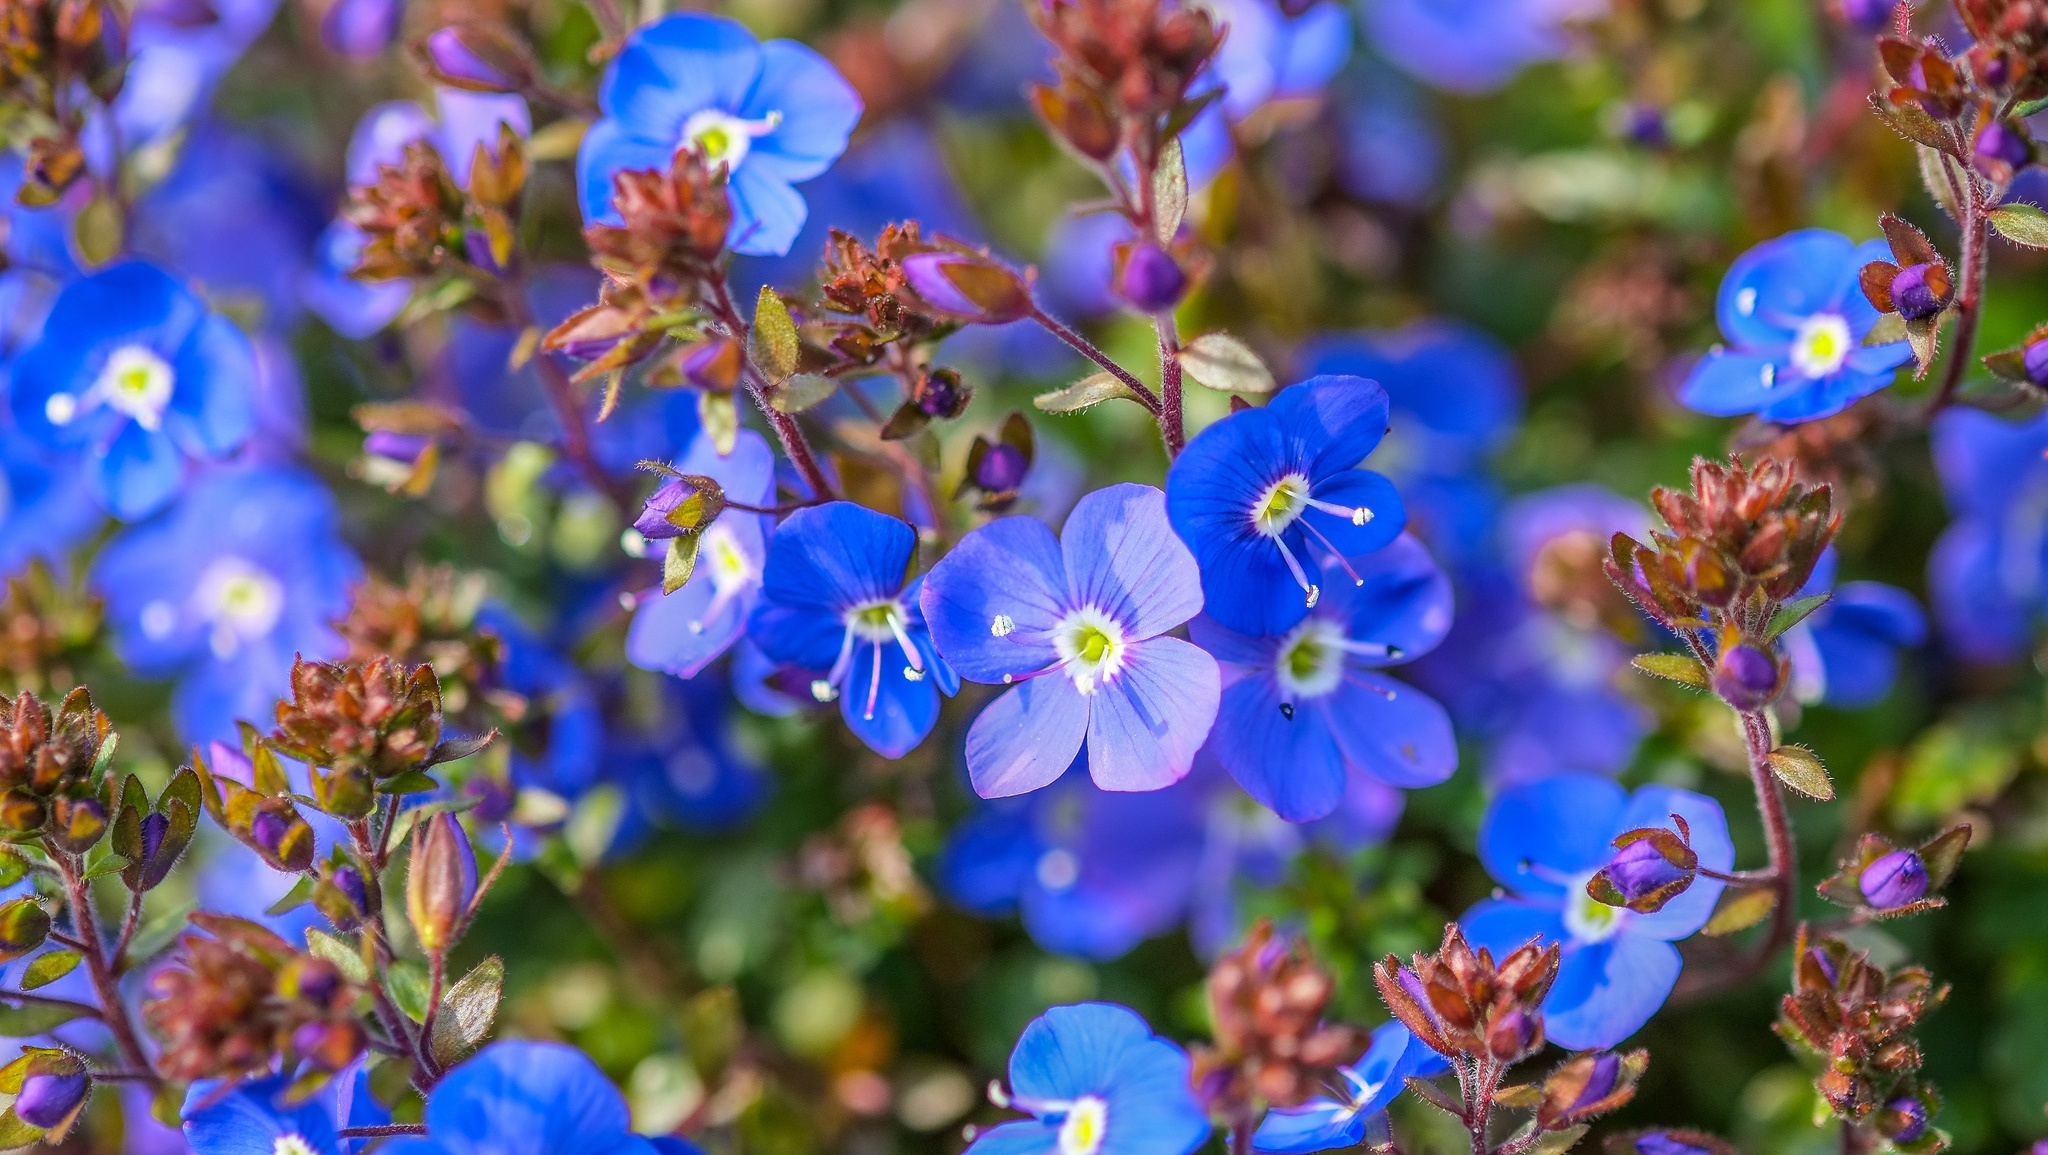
[
  {"left": 681, "top": 337, "right": 743, "bottom": 392},
  {"left": 975, "top": 442, "right": 1029, "bottom": 493},
  {"left": 249, "top": 806, "right": 315, "bottom": 871},
  {"left": 1711, "top": 643, "right": 1780, "bottom": 712},
  {"left": 1974, "top": 121, "right": 2031, "bottom": 175},
  {"left": 634, "top": 474, "right": 724, "bottom": 542},
  {"left": 915, "top": 368, "right": 970, "bottom": 419},
  {"left": 1888, "top": 263, "right": 1951, "bottom": 321},
  {"left": 321, "top": 0, "right": 399, "bottom": 59},
  {"left": 1569, "top": 1052, "right": 1622, "bottom": 1113},
  {"left": 406, "top": 813, "right": 478, "bottom": 954},
  {"left": 138, "top": 811, "right": 169, "bottom": 867},
  {"left": 47, "top": 797, "right": 106, "bottom": 854},
  {"left": 0, "top": 898, "right": 51, "bottom": 962},
  {"left": 0, "top": 789, "right": 45, "bottom": 833},
  {"left": 1486, "top": 1006, "right": 1540, "bottom": 1060},
  {"left": 13, "top": 1071, "right": 87, "bottom": 1128},
  {"left": 899, "top": 251, "right": 1032, "bottom": 324},
  {"left": 1880, "top": 1097, "right": 1928, "bottom": 1143},
  {"left": 2023, "top": 340, "right": 2048, "bottom": 388},
  {"left": 1601, "top": 838, "right": 1694, "bottom": 909},
  {"left": 1859, "top": 849, "right": 1928, "bottom": 909},
  {"left": 420, "top": 25, "right": 534, "bottom": 93},
  {"left": 1113, "top": 240, "right": 1188, "bottom": 313}
]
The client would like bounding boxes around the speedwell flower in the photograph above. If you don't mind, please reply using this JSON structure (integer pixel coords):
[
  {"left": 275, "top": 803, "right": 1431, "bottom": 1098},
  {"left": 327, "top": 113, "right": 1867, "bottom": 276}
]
[
  {"left": 626, "top": 428, "right": 775, "bottom": 679},
  {"left": 968, "top": 1002, "right": 1211, "bottom": 1155},
  {"left": 374, "top": 1041, "right": 665, "bottom": 1155},
  {"left": 1781, "top": 547, "right": 1926, "bottom": 709},
  {"left": 1165, "top": 375, "right": 1407, "bottom": 638},
  {"left": 922, "top": 483, "right": 1220, "bottom": 796},
  {"left": 1252, "top": 1022, "right": 1449, "bottom": 1154},
  {"left": 577, "top": 12, "right": 862, "bottom": 257}
]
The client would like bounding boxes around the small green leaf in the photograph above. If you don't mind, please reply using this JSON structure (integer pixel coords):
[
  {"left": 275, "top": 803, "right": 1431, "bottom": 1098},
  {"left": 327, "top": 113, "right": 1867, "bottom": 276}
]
[
  {"left": 0, "top": 1105, "right": 43, "bottom": 1147},
  {"left": 663, "top": 534, "right": 702, "bottom": 595},
  {"left": 123, "top": 901, "right": 195, "bottom": 969},
  {"left": 81, "top": 853, "right": 128, "bottom": 880},
  {"left": 1917, "top": 146, "right": 1961, "bottom": 220},
  {"left": 0, "top": 851, "right": 30, "bottom": 889},
  {"left": 1630, "top": 652, "right": 1710, "bottom": 690},
  {"left": 1764, "top": 592, "right": 1832, "bottom": 641},
  {"left": 749, "top": 286, "right": 800, "bottom": 383},
  {"left": 18, "top": 950, "right": 80, "bottom": 990},
  {"left": 266, "top": 875, "right": 316, "bottom": 916},
  {"left": 769, "top": 374, "right": 837, "bottom": 414},
  {"left": 1864, "top": 313, "right": 1909, "bottom": 346},
  {"left": 1767, "top": 745, "right": 1835, "bottom": 801},
  {"left": 373, "top": 772, "right": 440, "bottom": 795},
  {"left": 1153, "top": 138, "right": 1187, "bottom": 245},
  {"left": 386, "top": 959, "right": 430, "bottom": 1022},
  {"left": 1701, "top": 887, "right": 1776, "bottom": 936},
  {"left": 1178, "top": 333, "right": 1277, "bottom": 394},
  {"left": 1989, "top": 202, "right": 2048, "bottom": 248},
  {"left": 565, "top": 786, "right": 625, "bottom": 870},
  {"left": 699, "top": 392, "right": 737, "bottom": 455},
  {"left": 525, "top": 117, "right": 589, "bottom": 162},
  {"left": 1034, "top": 372, "right": 1145, "bottom": 414},
  {"left": 1532, "top": 1124, "right": 1590, "bottom": 1155},
  {"left": 429, "top": 956, "right": 504, "bottom": 1066},
  {"left": 0, "top": 1000, "right": 87, "bottom": 1036},
  {"left": 305, "top": 928, "right": 370, "bottom": 985},
  {"left": 73, "top": 193, "right": 123, "bottom": 269}
]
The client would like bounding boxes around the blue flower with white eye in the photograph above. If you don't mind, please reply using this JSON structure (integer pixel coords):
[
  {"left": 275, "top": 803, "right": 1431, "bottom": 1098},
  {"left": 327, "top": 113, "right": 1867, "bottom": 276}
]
[
  {"left": 1165, "top": 375, "right": 1408, "bottom": 638},
  {"left": 91, "top": 466, "right": 360, "bottom": 744},
  {"left": 1191, "top": 534, "right": 1456, "bottom": 822},
  {"left": 372, "top": 1041, "right": 672, "bottom": 1155},
  {"left": 1781, "top": 547, "right": 1925, "bottom": 709},
  {"left": 577, "top": 12, "right": 861, "bottom": 257},
  {"left": 1177, "top": 0, "right": 1352, "bottom": 184},
  {"left": 183, "top": 1063, "right": 388, "bottom": 1155},
  {"left": 922, "top": 483, "right": 1219, "bottom": 796},
  {"left": 1460, "top": 774, "right": 1733, "bottom": 1050},
  {"left": 748, "top": 502, "right": 957, "bottom": 757},
  {"left": 1252, "top": 1023, "right": 1448, "bottom": 1154},
  {"left": 10, "top": 262, "right": 257, "bottom": 520},
  {"left": 627, "top": 428, "right": 775, "bottom": 679},
  {"left": 1928, "top": 405, "right": 2048, "bottom": 661},
  {"left": 968, "top": 1003, "right": 1210, "bottom": 1155},
  {"left": 1681, "top": 229, "right": 1911, "bottom": 424}
]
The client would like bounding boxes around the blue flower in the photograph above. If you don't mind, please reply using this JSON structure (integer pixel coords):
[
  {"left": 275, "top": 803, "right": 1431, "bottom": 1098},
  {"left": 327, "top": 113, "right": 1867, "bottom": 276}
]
[
  {"left": 1178, "top": 0, "right": 1352, "bottom": 184},
  {"left": 1929, "top": 406, "right": 2048, "bottom": 661},
  {"left": 609, "top": 676, "right": 768, "bottom": 837},
  {"left": 375, "top": 1041, "right": 660, "bottom": 1155},
  {"left": 968, "top": 1003, "right": 1210, "bottom": 1155},
  {"left": 1252, "top": 1023, "right": 1448, "bottom": 1154},
  {"left": 1191, "top": 534, "right": 1456, "bottom": 822},
  {"left": 92, "top": 466, "right": 360, "bottom": 744},
  {"left": 627, "top": 428, "right": 775, "bottom": 678},
  {"left": 476, "top": 605, "right": 606, "bottom": 801},
  {"left": 1165, "top": 375, "right": 1408, "bottom": 638},
  {"left": 1680, "top": 230, "right": 1911, "bottom": 424},
  {"left": 748, "top": 502, "right": 957, "bottom": 756},
  {"left": 114, "top": 0, "right": 280, "bottom": 147},
  {"left": 1333, "top": 76, "right": 1444, "bottom": 208},
  {"left": 577, "top": 12, "right": 862, "bottom": 257},
  {"left": 0, "top": 426, "right": 102, "bottom": 574},
  {"left": 10, "top": 262, "right": 257, "bottom": 520},
  {"left": 183, "top": 1066, "right": 388, "bottom": 1155},
  {"left": 923, "top": 483, "right": 1219, "bottom": 796},
  {"left": 1782, "top": 548, "right": 1925, "bottom": 709},
  {"left": 1365, "top": 0, "right": 1587, "bottom": 93},
  {"left": 1460, "top": 774, "right": 1733, "bottom": 1050}
]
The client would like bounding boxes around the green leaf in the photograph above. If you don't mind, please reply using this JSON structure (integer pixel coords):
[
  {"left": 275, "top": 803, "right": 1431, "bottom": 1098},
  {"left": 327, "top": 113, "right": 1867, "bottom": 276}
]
[
  {"left": 1630, "top": 652, "right": 1710, "bottom": 690},
  {"left": 1917, "top": 146, "right": 1962, "bottom": 220},
  {"left": 0, "top": 1106, "right": 43, "bottom": 1147},
  {"left": 699, "top": 391, "right": 737, "bottom": 456},
  {"left": 306, "top": 928, "right": 370, "bottom": 985},
  {"left": 1701, "top": 887, "right": 1776, "bottom": 936},
  {"left": 1034, "top": 372, "right": 1146, "bottom": 414},
  {"left": 1153, "top": 138, "right": 1187, "bottom": 245},
  {"left": 525, "top": 117, "right": 589, "bottom": 162},
  {"left": 663, "top": 534, "right": 702, "bottom": 595},
  {"left": 81, "top": 853, "right": 128, "bottom": 880},
  {"left": 749, "top": 286, "right": 800, "bottom": 383},
  {"left": 1869, "top": 97, "right": 1954, "bottom": 153},
  {"left": 90, "top": 731, "right": 119, "bottom": 782},
  {"left": 373, "top": 771, "right": 440, "bottom": 795},
  {"left": 769, "top": 374, "right": 837, "bottom": 414},
  {"left": 123, "top": 901, "right": 195, "bottom": 969},
  {"left": 1864, "top": 312, "right": 1909, "bottom": 346},
  {"left": 0, "top": 1001, "right": 87, "bottom": 1036},
  {"left": 1990, "top": 203, "right": 2048, "bottom": 248},
  {"left": 72, "top": 192, "right": 123, "bottom": 269},
  {"left": 1178, "top": 333, "right": 1277, "bottom": 394},
  {"left": 18, "top": 950, "right": 80, "bottom": 990},
  {"left": 1767, "top": 745, "right": 1835, "bottom": 801},
  {"left": 1764, "top": 592, "right": 1832, "bottom": 641},
  {"left": 0, "top": 851, "right": 30, "bottom": 890},
  {"left": 429, "top": 956, "right": 504, "bottom": 1067},
  {"left": 386, "top": 959, "right": 431, "bottom": 1022},
  {"left": 266, "top": 875, "right": 316, "bottom": 916},
  {"left": 564, "top": 786, "right": 624, "bottom": 870},
  {"left": 1532, "top": 1124, "right": 1590, "bottom": 1155}
]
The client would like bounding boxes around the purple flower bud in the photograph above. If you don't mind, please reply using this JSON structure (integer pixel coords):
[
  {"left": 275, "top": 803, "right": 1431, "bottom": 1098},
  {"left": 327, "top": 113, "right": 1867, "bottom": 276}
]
[
  {"left": 138, "top": 811, "right": 168, "bottom": 866},
  {"left": 2023, "top": 339, "right": 2048, "bottom": 387},
  {"left": 1570, "top": 1053, "right": 1623, "bottom": 1112},
  {"left": 680, "top": 338, "right": 741, "bottom": 392},
  {"left": 1976, "top": 121, "right": 2031, "bottom": 172},
  {"left": 1859, "top": 848, "right": 1929, "bottom": 908},
  {"left": 899, "top": 252, "right": 1031, "bottom": 324},
  {"left": 1113, "top": 241, "right": 1188, "bottom": 313},
  {"left": 1636, "top": 1135, "right": 1713, "bottom": 1155},
  {"left": 1883, "top": 1097, "right": 1928, "bottom": 1144},
  {"left": 14, "top": 1071, "right": 87, "bottom": 1128},
  {"left": 976, "top": 443, "right": 1029, "bottom": 492},
  {"left": 915, "top": 368, "right": 968, "bottom": 418},
  {"left": 424, "top": 27, "right": 519, "bottom": 90},
  {"left": 1889, "top": 263, "right": 1948, "bottom": 321},
  {"left": 1712, "top": 644, "right": 1780, "bottom": 711},
  {"left": 364, "top": 431, "right": 431, "bottom": 463},
  {"left": 635, "top": 478, "right": 693, "bottom": 541},
  {"left": 1839, "top": 0, "right": 1893, "bottom": 30},
  {"left": 406, "top": 813, "right": 478, "bottom": 955},
  {"left": 250, "top": 809, "right": 292, "bottom": 860},
  {"left": 1606, "top": 839, "right": 1690, "bottom": 905},
  {"left": 206, "top": 741, "right": 256, "bottom": 788},
  {"left": 1623, "top": 104, "right": 1667, "bottom": 146},
  {"left": 320, "top": 0, "right": 399, "bottom": 59},
  {"left": 1486, "top": 1006, "right": 1539, "bottom": 1059},
  {"left": 331, "top": 864, "right": 369, "bottom": 914},
  {"left": 463, "top": 229, "right": 508, "bottom": 277}
]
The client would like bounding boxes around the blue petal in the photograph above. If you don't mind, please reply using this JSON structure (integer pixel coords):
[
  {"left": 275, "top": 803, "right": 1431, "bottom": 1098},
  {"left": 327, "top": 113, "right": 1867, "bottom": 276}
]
[
  {"left": 167, "top": 312, "right": 257, "bottom": 456},
  {"left": 1678, "top": 350, "right": 1783, "bottom": 417},
  {"left": 675, "top": 426, "right": 776, "bottom": 504},
  {"left": 1007, "top": 1003, "right": 1156, "bottom": 1101},
  {"left": 421, "top": 1041, "right": 638, "bottom": 1155},
  {"left": 838, "top": 639, "right": 939, "bottom": 757},
  {"left": 1931, "top": 406, "right": 2048, "bottom": 522},
  {"left": 575, "top": 118, "right": 673, "bottom": 225},
  {"left": 727, "top": 162, "right": 809, "bottom": 257},
  {"left": 1300, "top": 468, "right": 1405, "bottom": 557},
  {"left": 1325, "top": 533, "right": 1453, "bottom": 663},
  {"left": 1186, "top": 612, "right": 1277, "bottom": 668},
  {"left": 91, "top": 421, "right": 183, "bottom": 521},
  {"left": 1616, "top": 785, "right": 1731, "bottom": 940},
  {"left": 624, "top": 540, "right": 757, "bottom": 678},
  {"left": 1274, "top": 1, "right": 1352, "bottom": 95},
  {"left": 1478, "top": 774, "right": 1628, "bottom": 899},
  {"left": 1061, "top": 483, "right": 1203, "bottom": 640},
  {"left": 1212, "top": 672, "right": 1348, "bottom": 821},
  {"left": 1755, "top": 367, "right": 1899, "bottom": 424},
  {"left": 1541, "top": 935, "right": 1681, "bottom": 1051},
  {"left": 922, "top": 513, "right": 1067, "bottom": 683},
  {"left": 1808, "top": 580, "right": 1926, "bottom": 706},
  {"left": 345, "top": 99, "right": 434, "bottom": 185},
  {"left": 1253, "top": 1101, "right": 1361, "bottom": 1154},
  {"left": 1267, "top": 374, "right": 1392, "bottom": 479},
  {"left": 739, "top": 40, "right": 861, "bottom": 180},
  {"left": 756, "top": 502, "right": 915, "bottom": 623},
  {"left": 1458, "top": 897, "right": 1568, "bottom": 958},
  {"left": 966, "top": 676, "right": 1090, "bottom": 798},
  {"left": 435, "top": 89, "right": 531, "bottom": 188},
  {"left": 1166, "top": 403, "right": 1320, "bottom": 636},
  {"left": 1326, "top": 673, "right": 1456, "bottom": 789},
  {"left": 1086, "top": 637, "right": 1219, "bottom": 791},
  {"left": 939, "top": 803, "right": 1040, "bottom": 913},
  {"left": 1715, "top": 229, "right": 1855, "bottom": 349},
  {"left": 183, "top": 1075, "right": 340, "bottom": 1155},
  {"left": 1296, "top": 321, "right": 1521, "bottom": 451},
  {"left": 965, "top": 1120, "right": 1057, "bottom": 1155},
  {"left": 599, "top": 13, "right": 761, "bottom": 141}
]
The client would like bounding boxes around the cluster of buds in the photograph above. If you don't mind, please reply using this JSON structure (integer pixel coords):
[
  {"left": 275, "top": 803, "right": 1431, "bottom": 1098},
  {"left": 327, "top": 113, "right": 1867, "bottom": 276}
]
[
  {"left": 333, "top": 564, "right": 514, "bottom": 727},
  {"left": 817, "top": 223, "right": 964, "bottom": 350},
  {"left": 0, "top": 1048, "right": 91, "bottom": 1141},
  {"left": 1870, "top": 22, "right": 2036, "bottom": 198},
  {"left": 197, "top": 736, "right": 318, "bottom": 872},
  {"left": 1191, "top": 922, "right": 1363, "bottom": 1115},
  {"left": 794, "top": 803, "right": 929, "bottom": 932},
  {"left": 1817, "top": 825, "right": 1970, "bottom": 918},
  {"left": 0, "top": 688, "right": 113, "bottom": 853},
  {"left": 0, "top": 560, "right": 100, "bottom": 698},
  {"left": 1859, "top": 215, "right": 1955, "bottom": 375},
  {"left": 955, "top": 413, "right": 1036, "bottom": 512},
  {"left": 1587, "top": 815, "right": 1702, "bottom": 914},
  {"left": 343, "top": 120, "right": 527, "bottom": 292},
  {"left": 1608, "top": 456, "right": 1838, "bottom": 712},
  {"left": 1980, "top": 320, "right": 2048, "bottom": 393},
  {"left": 1026, "top": 0, "right": 1220, "bottom": 165},
  {"left": 1776, "top": 926, "right": 1948, "bottom": 1141},
  {"left": 1528, "top": 525, "right": 1647, "bottom": 642},
  {"left": 0, "top": 0, "right": 127, "bottom": 204},
  {"left": 145, "top": 914, "right": 367, "bottom": 1083},
  {"left": 1375, "top": 923, "right": 1557, "bottom": 1067},
  {"left": 1955, "top": 0, "right": 2048, "bottom": 106},
  {"left": 266, "top": 656, "right": 447, "bottom": 819}
]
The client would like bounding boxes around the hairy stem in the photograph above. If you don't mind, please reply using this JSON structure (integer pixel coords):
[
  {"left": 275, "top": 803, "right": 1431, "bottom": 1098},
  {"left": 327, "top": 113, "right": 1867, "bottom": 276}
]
[
  {"left": 1924, "top": 154, "right": 1989, "bottom": 420},
  {"left": 56, "top": 855, "right": 154, "bottom": 1080},
  {"left": 1027, "top": 305, "right": 1163, "bottom": 414},
  {"left": 1156, "top": 311, "right": 1186, "bottom": 457},
  {"left": 1742, "top": 708, "right": 1800, "bottom": 965},
  {"left": 707, "top": 279, "right": 838, "bottom": 501}
]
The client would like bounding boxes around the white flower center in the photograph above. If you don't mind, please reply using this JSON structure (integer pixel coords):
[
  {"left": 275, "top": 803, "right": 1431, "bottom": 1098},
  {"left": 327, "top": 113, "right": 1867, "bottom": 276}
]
[
  {"left": 1789, "top": 313, "right": 1852, "bottom": 378},
  {"left": 195, "top": 557, "right": 284, "bottom": 659},
  {"left": 1273, "top": 618, "right": 1346, "bottom": 700},
  {"left": 1254, "top": 472, "right": 1314, "bottom": 537},
  {"left": 274, "top": 1136, "right": 318, "bottom": 1155},
  {"left": 1053, "top": 606, "right": 1127, "bottom": 695},
  {"left": 680, "top": 108, "right": 783, "bottom": 171},
  {"left": 92, "top": 345, "right": 177, "bottom": 431},
  {"left": 818, "top": 595, "right": 926, "bottom": 709},
  {"left": 1035, "top": 848, "right": 1080, "bottom": 891},
  {"left": 1561, "top": 869, "right": 1629, "bottom": 944},
  {"left": 686, "top": 521, "right": 759, "bottom": 635},
  {"left": 1057, "top": 1095, "right": 1109, "bottom": 1155}
]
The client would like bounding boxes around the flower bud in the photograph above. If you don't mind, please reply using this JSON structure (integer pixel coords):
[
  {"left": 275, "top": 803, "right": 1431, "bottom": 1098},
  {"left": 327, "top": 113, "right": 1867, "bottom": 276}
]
[
  {"left": 321, "top": 0, "right": 398, "bottom": 59},
  {"left": 1711, "top": 643, "right": 1780, "bottom": 711},
  {"left": 1633, "top": 1133, "right": 1715, "bottom": 1155},
  {"left": 14, "top": 1071, "right": 87, "bottom": 1128},
  {"left": 420, "top": 25, "right": 533, "bottom": 93},
  {"left": 47, "top": 796, "right": 106, "bottom": 854},
  {"left": 406, "top": 812, "right": 478, "bottom": 955},
  {"left": 975, "top": 442, "right": 1029, "bottom": 493},
  {"left": 1113, "top": 240, "right": 1188, "bottom": 313},
  {"left": 0, "top": 898, "right": 51, "bottom": 963},
  {"left": 2023, "top": 339, "right": 2048, "bottom": 387},
  {"left": 137, "top": 810, "right": 169, "bottom": 867},
  {"left": 1888, "top": 263, "right": 1951, "bottom": 321},
  {"left": 634, "top": 473, "right": 724, "bottom": 542},
  {"left": 1603, "top": 838, "right": 1693, "bottom": 907},
  {"left": 1880, "top": 1097, "right": 1928, "bottom": 1143},
  {"left": 0, "top": 789, "right": 45, "bottom": 833},
  {"left": 680, "top": 337, "right": 743, "bottom": 392},
  {"left": 915, "top": 368, "right": 970, "bottom": 419},
  {"left": 1975, "top": 120, "right": 2031, "bottom": 175},
  {"left": 899, "top": 251, "right": 1032, "bottom": 324},
  {"left": 1486, "top": 1006, "right": 1540, "bottom": 1061},
  {"left": 1859, "top": 848, "right": 1928, "bottom": 909}
]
